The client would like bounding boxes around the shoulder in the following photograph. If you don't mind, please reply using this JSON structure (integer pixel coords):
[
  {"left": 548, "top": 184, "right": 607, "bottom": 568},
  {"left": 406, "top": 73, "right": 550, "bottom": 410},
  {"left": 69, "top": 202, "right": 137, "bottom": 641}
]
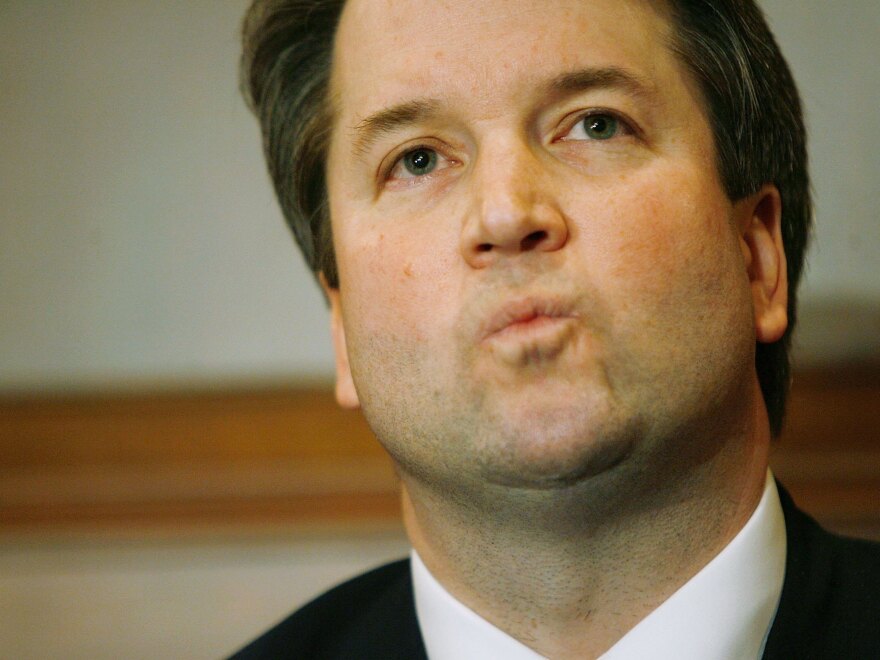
[
  {"left": 229, "top": 558, "right": 427, "bottom": 660},
  {"left": 765, "top": 484, "right": 880, "bottom": 659}
]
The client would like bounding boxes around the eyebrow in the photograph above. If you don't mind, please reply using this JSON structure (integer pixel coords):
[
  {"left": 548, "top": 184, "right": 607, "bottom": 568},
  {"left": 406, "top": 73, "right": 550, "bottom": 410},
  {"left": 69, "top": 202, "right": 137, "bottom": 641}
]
[
  {"left": 351, "top": 99, "right": 442, "bottom": 158},
  {"left": 544, "top": 66, "right": 656, "bottom": 102},
  {"left": 348, "top": 66, "right": 655, "bottom": 157}
]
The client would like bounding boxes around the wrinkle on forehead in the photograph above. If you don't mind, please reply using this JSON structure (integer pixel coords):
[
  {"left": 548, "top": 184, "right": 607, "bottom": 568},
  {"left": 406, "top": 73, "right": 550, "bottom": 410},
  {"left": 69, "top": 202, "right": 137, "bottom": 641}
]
[{"left": 330, "top": 0, "right": 676, "bottom": 125}]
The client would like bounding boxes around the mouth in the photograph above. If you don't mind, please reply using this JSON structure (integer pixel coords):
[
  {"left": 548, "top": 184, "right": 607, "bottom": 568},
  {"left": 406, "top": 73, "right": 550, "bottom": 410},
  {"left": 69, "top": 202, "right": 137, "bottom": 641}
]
[{"left": 480, "top": 297, "right": 577, "bottom": 344}]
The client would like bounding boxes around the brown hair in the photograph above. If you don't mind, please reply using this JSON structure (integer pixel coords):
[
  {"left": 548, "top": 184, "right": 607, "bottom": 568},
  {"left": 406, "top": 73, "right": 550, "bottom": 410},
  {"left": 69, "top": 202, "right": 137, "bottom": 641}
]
[
  {"left": 239, "top": 0, "right": 811, "bottom": 435},
  {"left": 240, "top": 0, "right": 343, "bottom": 287}
]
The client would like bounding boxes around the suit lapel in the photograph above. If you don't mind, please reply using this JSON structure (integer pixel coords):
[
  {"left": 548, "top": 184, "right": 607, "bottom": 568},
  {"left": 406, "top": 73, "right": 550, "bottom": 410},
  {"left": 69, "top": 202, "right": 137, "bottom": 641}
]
[
  {"left": 333, "top": 558, "right": 428, "bottom": 660},
  {"left": 761, "top": 483, "right": 830, "bottom": 659}
]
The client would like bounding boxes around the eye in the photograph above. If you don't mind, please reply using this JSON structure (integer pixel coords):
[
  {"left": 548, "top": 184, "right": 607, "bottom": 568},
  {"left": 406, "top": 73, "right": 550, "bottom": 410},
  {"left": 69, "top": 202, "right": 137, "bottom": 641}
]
[
  {"left": 560, "top": 112, "right": 631, "bottom": 142},
  {"left": 582, "top": 114, "right": 618, "bottom": 140},
  {"left": 391, "top": 147, "right": 439, "bottom": 179},
  {"left": 383, "top": 144, "right": 460, "bottom": 188}
]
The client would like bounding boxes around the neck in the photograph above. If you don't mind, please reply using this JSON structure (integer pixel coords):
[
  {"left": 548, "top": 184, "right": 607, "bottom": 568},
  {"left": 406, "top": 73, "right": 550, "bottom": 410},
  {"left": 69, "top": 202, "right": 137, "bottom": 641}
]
[{"left": 401, "top": 398, "right": 771, "bottom": 659}]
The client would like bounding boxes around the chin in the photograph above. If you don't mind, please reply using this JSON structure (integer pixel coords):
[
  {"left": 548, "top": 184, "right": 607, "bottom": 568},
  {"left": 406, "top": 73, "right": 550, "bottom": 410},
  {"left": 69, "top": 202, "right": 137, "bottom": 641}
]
[{"left": 473, "top": 401, "right": 641, "bottom": 490}]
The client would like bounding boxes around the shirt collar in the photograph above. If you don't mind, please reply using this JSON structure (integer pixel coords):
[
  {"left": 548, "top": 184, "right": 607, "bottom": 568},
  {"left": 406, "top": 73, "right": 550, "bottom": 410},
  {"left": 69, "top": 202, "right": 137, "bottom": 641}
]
[{"left": 412, "top": 470, "right": 786, "bottom": 660}]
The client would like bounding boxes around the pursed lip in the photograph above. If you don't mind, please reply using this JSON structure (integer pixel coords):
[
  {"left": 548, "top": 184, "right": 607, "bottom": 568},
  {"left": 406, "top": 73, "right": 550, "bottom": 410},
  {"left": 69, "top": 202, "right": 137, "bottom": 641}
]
[{"left": 479, "top": 297, "right": 577, "bottom": 342}]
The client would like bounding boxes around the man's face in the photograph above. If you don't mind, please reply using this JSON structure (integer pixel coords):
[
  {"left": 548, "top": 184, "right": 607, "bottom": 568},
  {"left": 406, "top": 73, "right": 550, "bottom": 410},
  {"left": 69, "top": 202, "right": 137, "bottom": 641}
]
[{"left": 324, "top": 0, "right": 773, "bottom": 493}]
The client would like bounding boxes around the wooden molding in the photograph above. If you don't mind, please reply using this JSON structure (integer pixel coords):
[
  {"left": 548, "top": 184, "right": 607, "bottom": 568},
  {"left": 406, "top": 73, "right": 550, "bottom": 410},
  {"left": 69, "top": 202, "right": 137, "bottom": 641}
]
[
  {"left": 769, "top": 366, "right": 880, "bottom": 539},
  {"left": 1, "top": 367, "right": 878, "bottom": 538}
]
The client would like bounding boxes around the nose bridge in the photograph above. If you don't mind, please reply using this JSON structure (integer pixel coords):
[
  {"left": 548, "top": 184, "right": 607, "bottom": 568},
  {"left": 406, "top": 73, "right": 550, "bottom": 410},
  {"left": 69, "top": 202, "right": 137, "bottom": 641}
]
[
  {"left": 477, "top": 135, "right": 539, "bottom": 231},
  {"left": 461, "top": 132, "right": 568, "bottom": 266}
]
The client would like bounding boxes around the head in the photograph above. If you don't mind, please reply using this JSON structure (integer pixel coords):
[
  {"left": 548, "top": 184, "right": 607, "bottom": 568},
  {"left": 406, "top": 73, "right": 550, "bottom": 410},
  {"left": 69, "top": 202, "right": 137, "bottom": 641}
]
[
  {"left": 241, "top": 0, "right": 810, "bottom": 439},
  {"left": 243, "top": 0, "right": 810, "bottom": 484}
]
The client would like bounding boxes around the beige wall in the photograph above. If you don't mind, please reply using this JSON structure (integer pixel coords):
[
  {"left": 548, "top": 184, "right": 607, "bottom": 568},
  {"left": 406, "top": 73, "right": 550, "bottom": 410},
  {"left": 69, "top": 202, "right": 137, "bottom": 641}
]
[
  {"left": 0, "top": 0, "right": 332, "bottom": 393},
  {"left": 1, "top": 0, "right": 879, "bottom": 393},
  {"left": 0, "top": 531, "right": 409, "bottom": 659}
]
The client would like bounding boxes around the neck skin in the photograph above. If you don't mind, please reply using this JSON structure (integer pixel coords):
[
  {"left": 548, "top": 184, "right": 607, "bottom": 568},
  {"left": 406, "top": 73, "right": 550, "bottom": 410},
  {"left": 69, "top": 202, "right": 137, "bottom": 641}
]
[{"left": 400, "top": 378, "right": 771, "bottom": 660}]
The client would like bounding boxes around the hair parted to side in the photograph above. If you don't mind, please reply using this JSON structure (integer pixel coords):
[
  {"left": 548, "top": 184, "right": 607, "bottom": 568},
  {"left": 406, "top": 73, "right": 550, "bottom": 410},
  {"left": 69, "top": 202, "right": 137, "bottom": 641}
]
[
  {"left": 240, "top": 0, "right": 344, "bottom": 287},
  {"left": 239, "top": 0, "right": 811, "bottom": 436}
]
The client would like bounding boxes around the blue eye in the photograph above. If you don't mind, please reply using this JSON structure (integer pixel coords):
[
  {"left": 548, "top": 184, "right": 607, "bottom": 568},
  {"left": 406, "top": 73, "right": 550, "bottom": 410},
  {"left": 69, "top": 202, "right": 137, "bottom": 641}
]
[
  {"left": 582, "top": 114, "right": 619, "bottom": 140},
  {"left": 402, "top": 148, "right": 438, "bottom": 176}
]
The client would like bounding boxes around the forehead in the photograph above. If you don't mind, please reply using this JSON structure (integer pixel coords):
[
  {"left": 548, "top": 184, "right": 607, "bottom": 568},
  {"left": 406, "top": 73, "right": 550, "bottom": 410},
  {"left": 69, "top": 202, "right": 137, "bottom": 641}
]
[{"left": 330, "top": 0, "right": 680, "bottom": 123}]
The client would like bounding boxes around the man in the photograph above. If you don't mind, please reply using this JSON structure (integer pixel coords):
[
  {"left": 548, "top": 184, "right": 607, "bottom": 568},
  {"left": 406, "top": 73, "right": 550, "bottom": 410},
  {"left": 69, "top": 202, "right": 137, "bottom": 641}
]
[{"left": 233, "top": 0, "right": 880, "bottom": 657}]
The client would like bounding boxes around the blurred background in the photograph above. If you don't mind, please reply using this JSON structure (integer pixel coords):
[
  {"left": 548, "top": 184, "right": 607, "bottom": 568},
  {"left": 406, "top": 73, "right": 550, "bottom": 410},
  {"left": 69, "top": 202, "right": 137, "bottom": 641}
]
[{"left": 1, "top": 0, "right": 878, "bottom": 657}]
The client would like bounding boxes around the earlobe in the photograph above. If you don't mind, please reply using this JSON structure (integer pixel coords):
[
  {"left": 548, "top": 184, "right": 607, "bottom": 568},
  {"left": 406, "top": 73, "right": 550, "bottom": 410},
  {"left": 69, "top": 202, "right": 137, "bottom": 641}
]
[
  {"left": 320, "top": 275, "right": 360, "bottom": 410},
  {"left": 739, "top": 185, "right": 788, "bottom": 344}
]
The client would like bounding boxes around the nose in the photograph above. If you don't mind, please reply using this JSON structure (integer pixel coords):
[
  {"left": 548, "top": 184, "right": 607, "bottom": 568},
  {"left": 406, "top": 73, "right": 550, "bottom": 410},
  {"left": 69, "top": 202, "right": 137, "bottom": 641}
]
[{"left": 460, "top": 141, "right": 568, "bottom": 269}]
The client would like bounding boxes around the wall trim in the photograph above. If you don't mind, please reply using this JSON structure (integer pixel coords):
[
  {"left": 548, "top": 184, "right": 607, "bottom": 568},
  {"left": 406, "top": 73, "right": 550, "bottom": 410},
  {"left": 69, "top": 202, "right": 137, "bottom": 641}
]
[{"left": 1, "top": 367, "right": 878, "bottom": 538}]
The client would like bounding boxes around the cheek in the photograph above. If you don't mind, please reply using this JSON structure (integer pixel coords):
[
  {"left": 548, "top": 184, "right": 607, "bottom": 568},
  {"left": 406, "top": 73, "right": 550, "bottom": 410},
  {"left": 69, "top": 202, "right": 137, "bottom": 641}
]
[
  {"left": 335, "top": 222, "right": 455, "bottom": 348},
  {"left": 576, "top": 174, "right": 755, "bottom": 403},
  {"left": 575, "top": 171, "right": 751, "bottom": 362},
  {"left": 338, "top": 236, "right": 406, "bottom": 327},
  {"left": 597, "top": 175, "right": 742, "bottom": 296}
]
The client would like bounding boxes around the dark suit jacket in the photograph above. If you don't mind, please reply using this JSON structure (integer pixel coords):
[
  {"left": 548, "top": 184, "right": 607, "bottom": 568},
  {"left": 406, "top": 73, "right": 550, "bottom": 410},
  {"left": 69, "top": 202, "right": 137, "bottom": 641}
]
[{"left": 230, "top": 486, "right": 880, "bottom": 659}]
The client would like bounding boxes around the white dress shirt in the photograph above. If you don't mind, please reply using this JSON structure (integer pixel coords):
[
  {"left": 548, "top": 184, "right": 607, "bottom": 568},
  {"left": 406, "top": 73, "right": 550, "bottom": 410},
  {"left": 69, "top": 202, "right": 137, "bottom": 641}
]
[{"left": 412, "top": 471, "right": 786, "bottom": 659}]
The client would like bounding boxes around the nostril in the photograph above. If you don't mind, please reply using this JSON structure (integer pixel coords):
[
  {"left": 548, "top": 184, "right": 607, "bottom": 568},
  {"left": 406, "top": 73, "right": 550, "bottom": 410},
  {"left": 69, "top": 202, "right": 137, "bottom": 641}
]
[
  {"left": 477, "top": 243, "right": 493, "bottom": 253},
  {"left": 520, "top": 230, "right": 547, "bottom": 251}
]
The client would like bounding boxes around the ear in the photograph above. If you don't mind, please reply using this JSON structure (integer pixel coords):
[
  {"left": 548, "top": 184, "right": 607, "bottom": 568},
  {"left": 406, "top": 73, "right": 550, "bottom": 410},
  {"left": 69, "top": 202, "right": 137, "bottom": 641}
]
[
  {"left": 737, "top": 185, "right": 788, "bottom": 344},
  {"left": 319, "top": 274, "right": 360, "bottom": 409}
]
